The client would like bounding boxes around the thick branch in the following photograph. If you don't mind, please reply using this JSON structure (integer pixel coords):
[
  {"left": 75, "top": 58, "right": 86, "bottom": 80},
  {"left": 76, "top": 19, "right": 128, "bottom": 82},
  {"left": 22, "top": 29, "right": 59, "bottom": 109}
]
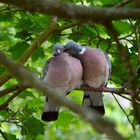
[
  {"left": 0, "top": 21, "right": 82, "bottom": 86},
  {"left": 0, "top": 0, "right": 140, "bottom": 22},
  {"left": 0, "top": 52, "right": 125, "bottom": 140}
]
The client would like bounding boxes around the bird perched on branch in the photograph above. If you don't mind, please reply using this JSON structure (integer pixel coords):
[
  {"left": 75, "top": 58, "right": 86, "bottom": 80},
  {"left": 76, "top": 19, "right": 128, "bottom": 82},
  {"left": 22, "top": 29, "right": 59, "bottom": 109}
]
[
  {"left": 63, "top": 40, "right": 111, "bottom": 115},
  {"left": 41, "top": 43, "right": 83, "bottom": 121}
]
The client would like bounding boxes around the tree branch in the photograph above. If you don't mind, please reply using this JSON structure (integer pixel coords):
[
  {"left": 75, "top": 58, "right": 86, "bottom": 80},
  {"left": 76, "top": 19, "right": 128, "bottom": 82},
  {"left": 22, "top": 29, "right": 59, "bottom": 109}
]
[
  {"left": 0, "top": 21, "right": 82, "bottom": 86},
  {"left": 0, "top": 0, "right": 140, "bottom": 22},
  {"left": 135, "top": 0, "right": 140, "bottom": 7},
  {"left": 0, "top": 129, "right": 8, "bottom": 140},
  {"left": 81, "top": 86, "right": 131, "bottom": 95},
  {"left": 0, "top": 89, "right": 23, "bottom": 110},
  {"left": 0, "top": 84, "right": 27, "bottom": 97},
  {"left": 80, "top": 86, "right": 140, "bottom": 104},
  {"left": 0, "top": 52, "right": 126, "bottom": 140},
  {"left": 114, "top": 0, "right": 134, "bottom": 8},
  {"left": 112, "top": 94, "right": 136, "bottom": 137}
]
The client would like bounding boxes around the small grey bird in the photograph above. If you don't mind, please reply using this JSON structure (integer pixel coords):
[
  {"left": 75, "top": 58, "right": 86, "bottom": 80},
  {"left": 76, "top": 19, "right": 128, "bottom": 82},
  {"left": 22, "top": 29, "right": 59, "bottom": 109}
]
[
  {"left": 63, "top": 40, "right": 111, "bottom": 115},
  {"left": 41, "top": 43, "right": 83, "bottom": 121}
]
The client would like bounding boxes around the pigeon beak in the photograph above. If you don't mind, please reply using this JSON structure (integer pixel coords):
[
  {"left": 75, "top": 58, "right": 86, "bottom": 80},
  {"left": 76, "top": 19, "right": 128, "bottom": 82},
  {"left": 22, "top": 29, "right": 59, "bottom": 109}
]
[{"left": 54, "top": 49, "right": 62, "bottom": 56}]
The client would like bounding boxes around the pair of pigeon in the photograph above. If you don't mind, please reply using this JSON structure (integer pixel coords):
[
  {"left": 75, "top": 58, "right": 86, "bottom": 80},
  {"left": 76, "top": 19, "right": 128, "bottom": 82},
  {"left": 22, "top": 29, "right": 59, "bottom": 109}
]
[{"left": 41, "top": 40, "right": 111, "bottom": 122}]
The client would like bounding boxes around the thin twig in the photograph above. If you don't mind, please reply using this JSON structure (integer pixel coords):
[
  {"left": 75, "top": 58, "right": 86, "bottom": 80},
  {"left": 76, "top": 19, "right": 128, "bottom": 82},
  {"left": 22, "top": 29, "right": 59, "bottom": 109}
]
[
  {"left": 112, "top": 94, "right": 137, "bottom": 139},
  {"left": 0, "top": 84, "right": 27, "bottom": 97},
  {"left": 114, "top": 0, "right": 134, "bottom": 8},
  {"left": 0, "top": 89, "right": 23, "bottom": 109},
  {"left": 116, "top": 94, "right": 138, "bottom": 103},
  {"left": 80, "top": 86, "right": 134, "bottom": 95},
  {"left": 0, "top": 128, "right": 8, "bottom": 140}
]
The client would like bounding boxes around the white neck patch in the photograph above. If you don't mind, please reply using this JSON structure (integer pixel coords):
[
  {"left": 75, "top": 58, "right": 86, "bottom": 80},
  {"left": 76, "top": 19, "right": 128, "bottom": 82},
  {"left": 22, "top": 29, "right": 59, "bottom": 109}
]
[{"left": 79, "top": 47, "right": 86, "bottom": 55}]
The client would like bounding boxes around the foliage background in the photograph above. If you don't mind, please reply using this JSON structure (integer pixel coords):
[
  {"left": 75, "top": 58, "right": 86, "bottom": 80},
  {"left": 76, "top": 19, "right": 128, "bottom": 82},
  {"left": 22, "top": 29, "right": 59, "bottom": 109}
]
[{"left": 0, "top": 0, "right": 140, "bottom": 140}]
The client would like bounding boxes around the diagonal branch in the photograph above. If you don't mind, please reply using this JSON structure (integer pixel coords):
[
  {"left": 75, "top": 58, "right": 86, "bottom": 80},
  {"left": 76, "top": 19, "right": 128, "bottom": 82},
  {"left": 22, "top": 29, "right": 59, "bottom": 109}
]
[
  {"left": 0, "top": 52, "right": 126, "bottom": 140},
  {"left": 112, "top": 94, "right": 136, "bottom": 137},
  {"left": 0, "top": 129, "right": 8, "bottom": 140},
  {"left": 0, "top": 0, "right": 140, "bottom": 22},
  {"left": 0, "top": 89, "right": 23, "bottom": 110},
  {"left": 0, "top": 84, "right": 27, "bottom": 97},
  {"left": 114, "top": 0, "right": 134, "bottom": 8}
]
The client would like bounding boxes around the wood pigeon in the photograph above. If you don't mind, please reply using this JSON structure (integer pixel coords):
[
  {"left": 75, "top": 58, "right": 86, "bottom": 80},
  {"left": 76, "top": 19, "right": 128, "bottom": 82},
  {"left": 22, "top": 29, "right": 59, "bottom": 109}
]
[
  {"left": 41, "top": 43, "right": 83, "bottom": 121},
  {"left": 42, "top": 44, "right": 63, "bottom": 78},
  {"left": 63, "top": 40, "right": 111, "bottom": 115}
]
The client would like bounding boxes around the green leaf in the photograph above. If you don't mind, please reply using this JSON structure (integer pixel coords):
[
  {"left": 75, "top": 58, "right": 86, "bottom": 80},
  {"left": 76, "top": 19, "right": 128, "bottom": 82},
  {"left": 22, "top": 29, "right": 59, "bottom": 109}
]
[
  {"left": 35, "top": 134, "right": 44, "bottom": 140},
  {"left": 0, "top": 110, "right": 10, "bottom": 119},
  {"left": 0, "top": 66, "right": 5, "bottom": 74},
  {"left": 49, "top": 33, "right": 61, "bottom": 43},
  {"left": 113, "top": 21, "right": 132, "bottom": 35},
  {"left": 80, "top": 25, "right": 97, "bottom": 36},
  {"left": 0, "top": 13, "right": 13, "bottom": 22},
  {"left": 19, "top": 90, "right": 34, "bottom": 99},
  {"left": 3, "top": 133, "right": 18, "bottom": 140},
  {"left": 8, "top": 41, "right": 29, "bottom": 59},
  {"left": 31, "top": 47, "right": 45, "bottom": 61},
  {"left": 23, "top": 116, "right": 45, "bottom": 136},
  {"left": 55, "top": 110, "right": 79, "bottom": 129},
  {"left": 100, "top": 0, "right": 118, "bottom": 6},
  {"left": 15, "top": 30, "right": 31, "bottom": 40}
]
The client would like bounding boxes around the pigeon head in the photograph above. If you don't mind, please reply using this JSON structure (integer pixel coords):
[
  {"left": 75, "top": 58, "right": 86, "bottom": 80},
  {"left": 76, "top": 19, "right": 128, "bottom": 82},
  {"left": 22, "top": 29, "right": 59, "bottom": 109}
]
[
  {"left": 63, "top": 40, "right": 83, "bottom": 57},
  {"left": 53, "top": 44, "right": 63, "bottom": 54}
]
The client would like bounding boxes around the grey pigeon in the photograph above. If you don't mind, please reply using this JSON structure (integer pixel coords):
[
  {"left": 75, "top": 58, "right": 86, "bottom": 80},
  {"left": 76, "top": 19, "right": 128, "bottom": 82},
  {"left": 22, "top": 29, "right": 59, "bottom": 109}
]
[
  {"left": 63, "top": 40, "right": 111, "bottom": 115},
  {"left": 41, "top": 43, "right": 83, "bottom": 121}
]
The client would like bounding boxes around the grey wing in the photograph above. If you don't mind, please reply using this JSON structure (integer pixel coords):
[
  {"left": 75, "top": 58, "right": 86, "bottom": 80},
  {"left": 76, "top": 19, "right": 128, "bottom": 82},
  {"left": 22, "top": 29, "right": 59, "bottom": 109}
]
[{"left": 42, "top": 57, "right": 53, "bottom": 79}]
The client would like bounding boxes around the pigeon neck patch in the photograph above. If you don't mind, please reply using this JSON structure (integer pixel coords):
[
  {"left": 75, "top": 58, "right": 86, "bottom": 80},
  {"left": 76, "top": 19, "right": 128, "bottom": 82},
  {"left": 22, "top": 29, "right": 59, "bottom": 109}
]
[{"left": 79, "top": 47, "right": 86, "bottom": 55}]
